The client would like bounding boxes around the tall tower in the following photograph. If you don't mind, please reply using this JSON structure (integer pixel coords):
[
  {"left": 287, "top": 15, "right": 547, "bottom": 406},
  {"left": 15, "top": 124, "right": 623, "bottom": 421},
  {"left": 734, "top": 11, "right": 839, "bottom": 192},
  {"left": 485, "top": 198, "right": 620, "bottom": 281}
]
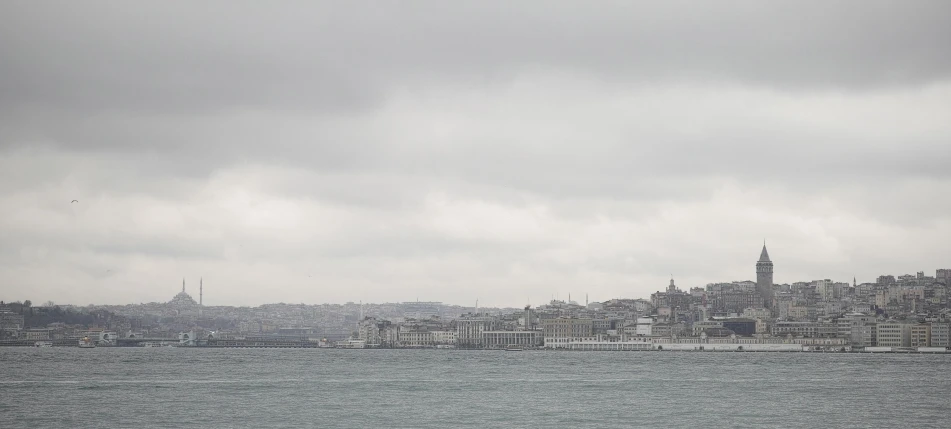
[
  {"left": 756, "top": 243, "right": 774, "bottom": 308},
  {"left": 182, "top": 278, "right": 185, "bottom": 293},
  {"left": 199, "top": 277, "right": 203, "bottom": 318}
]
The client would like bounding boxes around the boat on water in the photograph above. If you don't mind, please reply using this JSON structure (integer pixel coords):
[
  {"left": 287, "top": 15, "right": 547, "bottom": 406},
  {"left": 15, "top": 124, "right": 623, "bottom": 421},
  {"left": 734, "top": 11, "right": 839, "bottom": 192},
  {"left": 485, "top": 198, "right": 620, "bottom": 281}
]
[
  {"left": 143, "top": 342, "right": 176, "bottom": 348},
  {"left": 335, "top": 339, "right": 366, "bottom": 349},
  {"left": 504, "top": 345, "right": 524, "bottom": 351},
  {"left": 34, "top": 341, "right": 53, "bottom": 348},
  {"left": 78, "top": 337, "right": 96, "bottom": 348}
]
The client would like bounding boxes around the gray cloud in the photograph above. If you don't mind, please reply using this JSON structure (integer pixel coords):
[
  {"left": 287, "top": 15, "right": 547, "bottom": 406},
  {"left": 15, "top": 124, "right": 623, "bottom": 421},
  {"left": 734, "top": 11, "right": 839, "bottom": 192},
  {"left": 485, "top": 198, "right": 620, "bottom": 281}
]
[
  {"left": 2, "top": 1, "right": 949, "bottom": 115},
  {"left": 1, "top": 1, "right": 949, "bottom": 306}
]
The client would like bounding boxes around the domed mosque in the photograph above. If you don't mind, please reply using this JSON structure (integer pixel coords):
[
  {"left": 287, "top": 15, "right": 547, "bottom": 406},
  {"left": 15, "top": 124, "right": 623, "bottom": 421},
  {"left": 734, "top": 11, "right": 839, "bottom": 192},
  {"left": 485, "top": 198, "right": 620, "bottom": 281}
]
[{"left": 168, "top": 278, "right": 200, "bottom": 313}]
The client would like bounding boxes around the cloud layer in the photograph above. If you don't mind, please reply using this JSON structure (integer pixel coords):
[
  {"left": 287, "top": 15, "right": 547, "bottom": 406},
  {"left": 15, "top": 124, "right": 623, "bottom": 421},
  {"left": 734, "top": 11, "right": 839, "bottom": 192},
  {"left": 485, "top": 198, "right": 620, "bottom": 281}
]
[{"left": 1, "top": 2, "right": 949, "bottom": 306}]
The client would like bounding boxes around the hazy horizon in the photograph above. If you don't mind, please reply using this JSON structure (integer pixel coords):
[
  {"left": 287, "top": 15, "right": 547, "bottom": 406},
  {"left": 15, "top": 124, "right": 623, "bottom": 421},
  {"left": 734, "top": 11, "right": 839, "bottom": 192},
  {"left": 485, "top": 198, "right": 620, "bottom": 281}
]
[{"left": 2, "top": 1, "right": 949, "bottom": 307}]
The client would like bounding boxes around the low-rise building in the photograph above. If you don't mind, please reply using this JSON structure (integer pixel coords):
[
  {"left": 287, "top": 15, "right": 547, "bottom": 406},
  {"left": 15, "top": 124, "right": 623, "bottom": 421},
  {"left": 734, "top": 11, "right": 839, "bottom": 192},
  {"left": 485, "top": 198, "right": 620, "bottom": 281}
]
[
  {"left": 772, "top": 321, "right": 837, "bottom": 337},
  {"left": 432, "top": 330, "right": 456, "bottom": 345},
  {"left": 482, "top": 331, "right": 542, "bottom": 348},
  {"left": 23, "top": 328, "right": 53, "bottom": 340}
]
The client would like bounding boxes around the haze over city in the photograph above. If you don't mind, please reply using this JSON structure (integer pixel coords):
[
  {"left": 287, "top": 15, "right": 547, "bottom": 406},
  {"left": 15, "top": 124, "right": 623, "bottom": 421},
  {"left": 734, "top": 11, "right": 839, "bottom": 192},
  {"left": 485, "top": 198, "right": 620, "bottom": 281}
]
[{"left": 1, "top": 2, "right": 950, "bottom": 307}]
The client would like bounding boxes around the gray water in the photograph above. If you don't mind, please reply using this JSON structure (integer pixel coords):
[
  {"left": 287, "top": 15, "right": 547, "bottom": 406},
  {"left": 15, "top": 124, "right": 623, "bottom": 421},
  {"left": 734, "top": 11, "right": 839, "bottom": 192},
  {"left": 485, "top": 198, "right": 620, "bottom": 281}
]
[{"left": 1, "top": 348, "right": 949, "bottom": 428}]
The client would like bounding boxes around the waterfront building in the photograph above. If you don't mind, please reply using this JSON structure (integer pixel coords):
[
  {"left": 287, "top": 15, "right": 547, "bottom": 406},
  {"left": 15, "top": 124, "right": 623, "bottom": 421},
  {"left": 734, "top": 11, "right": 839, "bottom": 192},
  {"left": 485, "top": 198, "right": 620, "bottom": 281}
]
[
  {"left": 910, "top": 323, "right": 931, "bottom": 347},
  {"left": 520, "top": 306, "right": 536, "bottom": 330},
  {"left": 0, "top": 307, "right": 25, "bottom": 338},
  {"left": 930, "top": 322, "right": 949, "bottom": 347},
  {"left": 853, "top": 323, "right": 877, "bottom": 347},
  {"left": 381, "top": 324, "right": 400, "bottom": 347},
  {"left": 357, "top": 317, "right": 384, "bottom": 346},
  {"left": 837, "top": 313, "right": 875, "bottom": 345},
  {"left": 557, "top": 337, "right": 653, "bottom": 351},
  {"left": 456, "top": 314, "right": 500, "bottom": 348},
  {"left": 432, "top": 330, "right": 456, "bottom": 345},
  {"left": 876, "top": 321, "right": 912, "bottom": 348},
  {"left": 789, "top": 337, "right": 848, "bottom": 347},
  {"left": 542, "top": 318, "right": 593, "bottom": 339},
  {"left": 398, "top": 329, "right": 435, "bottom": 347},
  {"left": 772, "top": 321, "right": 838, "bottom": 337},
  {"left": 481, "top": 331, "right": 542, "bottom": 348},
  {"left": 23, "top": 328, "right": 53, "bottom": 340}
]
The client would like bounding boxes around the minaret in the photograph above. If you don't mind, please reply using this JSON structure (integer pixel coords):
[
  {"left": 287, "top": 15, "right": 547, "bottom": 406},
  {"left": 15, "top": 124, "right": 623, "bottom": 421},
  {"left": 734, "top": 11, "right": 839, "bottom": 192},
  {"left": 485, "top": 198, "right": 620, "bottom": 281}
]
[
  {"left": 199, "top": 277, "right": 203, "bottom": 317},
  {"left": 756, "top": 242, "right": 774, "bottom": 308},
  {"left": 182, "top": 278, "right": 185, "bottom": 293}
]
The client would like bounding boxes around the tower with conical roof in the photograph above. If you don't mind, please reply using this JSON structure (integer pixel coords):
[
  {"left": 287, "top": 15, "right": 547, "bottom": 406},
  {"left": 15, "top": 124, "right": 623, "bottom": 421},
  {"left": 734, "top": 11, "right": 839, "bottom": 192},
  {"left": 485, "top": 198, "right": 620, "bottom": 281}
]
[{"left": 756, "top": 242, "right": 774, "bottom": 308}]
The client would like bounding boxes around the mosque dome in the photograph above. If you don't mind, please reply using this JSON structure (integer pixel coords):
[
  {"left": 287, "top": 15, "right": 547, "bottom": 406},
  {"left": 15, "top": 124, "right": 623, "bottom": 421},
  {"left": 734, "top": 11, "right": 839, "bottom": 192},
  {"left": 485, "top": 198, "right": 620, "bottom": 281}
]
[
  {"left": 169, "top": 291, "right": 197, "bottom": 306},
  {"left": 168, "top": 279, "right": 198, "bottom": 308}
]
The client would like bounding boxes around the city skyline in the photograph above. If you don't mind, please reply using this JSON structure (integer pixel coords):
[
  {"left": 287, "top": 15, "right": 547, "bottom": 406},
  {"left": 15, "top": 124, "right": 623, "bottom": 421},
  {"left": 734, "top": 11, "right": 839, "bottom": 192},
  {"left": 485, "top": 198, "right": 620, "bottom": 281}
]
[
  {"left": 2, "top": 3, "right": 949, "bottom": 428},
  {"left": 5, "top": 243, "right": 948, "bottom": 309}
]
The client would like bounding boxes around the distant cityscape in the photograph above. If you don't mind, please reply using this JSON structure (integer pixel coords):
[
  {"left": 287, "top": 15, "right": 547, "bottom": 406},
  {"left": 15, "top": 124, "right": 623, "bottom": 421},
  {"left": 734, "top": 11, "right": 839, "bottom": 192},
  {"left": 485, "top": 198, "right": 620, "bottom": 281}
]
[{"left": 2, "top": 244, "right": 949, "bottom": 352}]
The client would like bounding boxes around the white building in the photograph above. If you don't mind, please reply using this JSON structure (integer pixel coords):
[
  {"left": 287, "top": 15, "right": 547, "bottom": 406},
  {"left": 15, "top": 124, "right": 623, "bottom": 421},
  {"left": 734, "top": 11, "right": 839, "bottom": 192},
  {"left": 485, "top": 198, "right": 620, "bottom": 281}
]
[
  {"left": 432, "top": 330, "right": 457, "bottom": 345},
  {"left": 482, "top": 331, "right": 542, "bottom": 348},
  {"left": 635, "top": 317, "right": 652, "bottom": 336}
]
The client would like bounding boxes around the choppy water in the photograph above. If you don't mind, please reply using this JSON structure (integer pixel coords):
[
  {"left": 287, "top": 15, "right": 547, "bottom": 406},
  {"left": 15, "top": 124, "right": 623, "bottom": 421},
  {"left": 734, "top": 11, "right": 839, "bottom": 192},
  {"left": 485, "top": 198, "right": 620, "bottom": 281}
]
[{"left": 1, "top": 348, "right": 949, "bottom": 428}]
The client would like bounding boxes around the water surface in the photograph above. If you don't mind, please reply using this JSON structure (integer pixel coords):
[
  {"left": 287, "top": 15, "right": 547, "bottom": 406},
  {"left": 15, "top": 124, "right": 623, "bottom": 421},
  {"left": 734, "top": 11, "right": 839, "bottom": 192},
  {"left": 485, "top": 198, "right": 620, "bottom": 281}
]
[{"left": 1, "top": 348, "right": 947, "bottom": 428}]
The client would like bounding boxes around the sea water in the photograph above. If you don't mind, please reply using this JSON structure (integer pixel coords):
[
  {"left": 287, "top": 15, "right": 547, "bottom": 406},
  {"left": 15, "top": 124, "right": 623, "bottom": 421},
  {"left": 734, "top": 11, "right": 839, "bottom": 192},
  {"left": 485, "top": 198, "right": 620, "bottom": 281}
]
[{"left": 1, "top": 348, "right": 948, "bottom": 428}]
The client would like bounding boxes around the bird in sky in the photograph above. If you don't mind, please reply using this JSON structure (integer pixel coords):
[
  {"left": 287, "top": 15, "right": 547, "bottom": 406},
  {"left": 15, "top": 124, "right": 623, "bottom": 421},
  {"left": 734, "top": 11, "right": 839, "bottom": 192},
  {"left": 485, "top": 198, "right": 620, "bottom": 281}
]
[{"left": 71, "top": 200, "right": 78, "bottom": 203}]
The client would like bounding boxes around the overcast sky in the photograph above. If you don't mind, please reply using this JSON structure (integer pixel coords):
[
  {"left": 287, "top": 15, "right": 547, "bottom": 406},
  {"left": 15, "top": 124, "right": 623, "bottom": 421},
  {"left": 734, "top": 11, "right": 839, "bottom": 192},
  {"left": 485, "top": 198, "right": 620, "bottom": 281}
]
[{"left": 1, "top": 1, "right": 949, "bottom": 307}]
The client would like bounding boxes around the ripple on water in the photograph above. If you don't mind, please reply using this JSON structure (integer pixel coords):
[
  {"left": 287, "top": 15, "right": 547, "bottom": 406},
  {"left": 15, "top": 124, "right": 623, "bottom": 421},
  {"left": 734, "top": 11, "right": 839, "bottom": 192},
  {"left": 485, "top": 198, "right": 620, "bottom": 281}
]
[{"left": 0, "top": 348, "right": 949, "bottom": 429}]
